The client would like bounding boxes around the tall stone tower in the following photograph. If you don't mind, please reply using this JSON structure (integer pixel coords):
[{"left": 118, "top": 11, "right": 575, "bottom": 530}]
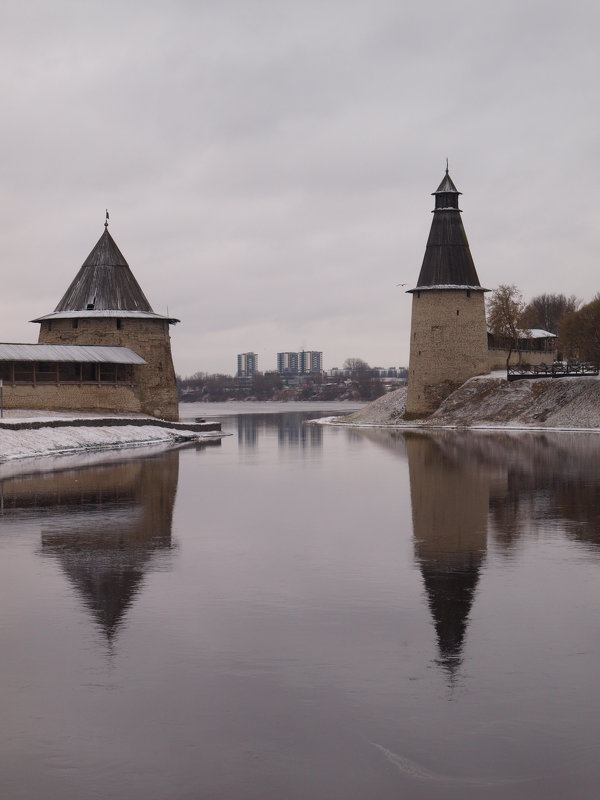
[
  {"left": 34, "top": 222, "right": 180, "bottom": 421},
  {"left": 405, "top": 167, "right": 489, "bottom": 416}
]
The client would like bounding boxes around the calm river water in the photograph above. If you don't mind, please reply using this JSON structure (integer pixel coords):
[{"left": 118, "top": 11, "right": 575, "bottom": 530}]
[{"left": 1, "top": 403, "right": 600, "bottom": 799}]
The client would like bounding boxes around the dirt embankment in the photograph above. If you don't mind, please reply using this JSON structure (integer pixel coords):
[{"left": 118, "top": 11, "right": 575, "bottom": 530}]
[{"left": 334, "top": 377, "right": 600, "bottom": 429}]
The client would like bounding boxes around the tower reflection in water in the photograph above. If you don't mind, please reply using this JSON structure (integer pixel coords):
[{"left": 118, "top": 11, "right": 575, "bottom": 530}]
[
  {"left": 1, "top": 449, "right": 181, "bottom": 643},
  {"left": 405, "top": 432, "right": 494, "bottom": 678},
  {"left": 363, "top": 428, "right": 600, "bottom": 682}
]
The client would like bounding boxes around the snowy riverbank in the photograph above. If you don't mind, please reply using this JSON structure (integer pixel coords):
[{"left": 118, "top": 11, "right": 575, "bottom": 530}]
[
  {"left": 317, "top": 375, "right": 600, "bottom": 431},
  {"left": 0, "top": 411, "right": 224, "bottom": 464}
]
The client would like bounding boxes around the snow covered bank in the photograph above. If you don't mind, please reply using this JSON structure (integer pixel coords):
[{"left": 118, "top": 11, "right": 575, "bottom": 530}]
[
  {"left": 317, "top": 376, "right": 600, "bottom": 431},
  {"left": 317, "top": 388, "right": 408, "bottom": 427},
  {"left": 0, "top": 414, "right": 224, "bottom": 464}
]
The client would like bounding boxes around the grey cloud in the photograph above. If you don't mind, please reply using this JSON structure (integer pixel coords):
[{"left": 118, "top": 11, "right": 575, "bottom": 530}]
[{"left": 0, "top": 0, "right": 598, "bottom": 375}]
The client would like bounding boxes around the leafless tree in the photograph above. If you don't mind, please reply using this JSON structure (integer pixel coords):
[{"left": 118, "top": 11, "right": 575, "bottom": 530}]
[
  {"left": 560, "top": 295, "right": 600, "bottom": 367},
  {"left": 342, "top": 358, "right": 384, "bottom": 400},
  {"left": 487, "top": 284, "right": 528, "bottom": 368},
  {"left": 343, "top": 357, "right": 370, "bottom": 373},
  {"left": 519, "top": 293, "right": 580, "bottom": 335}
]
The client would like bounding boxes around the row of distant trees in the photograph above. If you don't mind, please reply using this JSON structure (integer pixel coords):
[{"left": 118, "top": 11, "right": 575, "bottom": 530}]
[
  {"left": 487, "top": 286, "right": 600, "bottom": 366},
  {"left": 181, "top": 289, "right": 600, "bottom": 396},
  {"left": 178, "top": 358, "right": 389, "bottom": 402}
]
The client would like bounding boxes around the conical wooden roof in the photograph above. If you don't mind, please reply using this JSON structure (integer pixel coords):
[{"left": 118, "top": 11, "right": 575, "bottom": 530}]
[
  {"left": 54, "top": 228, "right": 154, "bottom": 313},
  {"left": 433, "top": 170, "right": 460, "bottom": 195},
  {"left": 409, "top": 168, "right": 485, "bottom": 291}
]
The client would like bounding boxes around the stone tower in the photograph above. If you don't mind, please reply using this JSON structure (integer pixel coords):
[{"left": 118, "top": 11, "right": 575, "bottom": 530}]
[
  {"left": 34, "top": 223, "right": 180, "bottom": 421},
  {"left": 405, "top": 167, "right": 489, "bottom": 416}
]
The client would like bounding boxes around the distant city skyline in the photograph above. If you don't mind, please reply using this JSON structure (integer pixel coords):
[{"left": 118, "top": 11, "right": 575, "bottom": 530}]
[
  {"left": 1, "top": 2, "right": 598, "bottom": 376},
  {"left": 231, "top": 349, "right": 402, "bottom": 378}
]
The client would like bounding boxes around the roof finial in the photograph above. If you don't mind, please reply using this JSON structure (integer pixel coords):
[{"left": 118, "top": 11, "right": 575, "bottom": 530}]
[
  {"left": 446, "top": 158, "right": 449, "bottom": 174},
  {"left": 104, "top": 209, "right": 109, "bottom": 229}
]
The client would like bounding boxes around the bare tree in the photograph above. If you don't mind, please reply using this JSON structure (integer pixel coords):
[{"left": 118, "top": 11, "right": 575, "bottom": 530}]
[
  {"left": 560, "top": 295, "right": 600, "bottom": 367},
  {"left": 343, "top": 357, "right": 370, "bottom": 373},
  {"left": 342, "top": 358, "right": 384, "bottom": 400},
  {"left": 520, "top": 293, "right": 580, "bottom": 335},
  {"left": 487, "top": 284, "right": 528, "bottom": 368}
]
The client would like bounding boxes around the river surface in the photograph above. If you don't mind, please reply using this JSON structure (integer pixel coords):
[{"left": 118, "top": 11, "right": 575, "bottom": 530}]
[{"left": 1, "top": 402, "right": 600, "bottom": 799}]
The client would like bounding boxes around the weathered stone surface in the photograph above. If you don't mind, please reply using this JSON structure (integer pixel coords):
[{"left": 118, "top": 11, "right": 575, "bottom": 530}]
[
  {"left": 488, "top": 348, "right": 556, "bottom": 371},
  {"left": 1, "top": 383, "right": 141, "bottom": 414},
  {"left": 37, "top": 317, "right": 179, "bottom": 420},
  {"left": 406, "top": 289, "right": 489, "bottom": 416}
]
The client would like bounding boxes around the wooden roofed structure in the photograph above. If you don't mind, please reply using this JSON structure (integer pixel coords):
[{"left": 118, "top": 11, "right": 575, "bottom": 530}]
[
  {"left": 408, "top": 167, "right": 486, "bottom": 293},
  {"left": 32, "top": 226, "right": 179, "bottom": 325},
  {"left": 0, "top": 218, "right": 181, "bottom": 420}
]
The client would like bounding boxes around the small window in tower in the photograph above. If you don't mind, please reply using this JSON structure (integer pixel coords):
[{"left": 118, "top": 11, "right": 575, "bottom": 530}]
[
  {"left": 72, "top": 319, "right": 78, "bottom": 329},
  {"left": 47, "top": 321, "right": 52, "bottom": 332},
  {"left": 116, "top": 319, "right": 122, "bottom": 330},
  {"left": 466, "top": 289, "right": 471, "bottom": 298},
  {"left": 457, "top": 309, "right": 460, "bottom": 316},
  {"left": 86, "top": 303, "right": 94, "bottom": 310},
  {"left": 413, "top": 332, "right": 417, "bottom": 339},
  {"left": 416, "top": 291, "right": 420, "bottom": 299}
]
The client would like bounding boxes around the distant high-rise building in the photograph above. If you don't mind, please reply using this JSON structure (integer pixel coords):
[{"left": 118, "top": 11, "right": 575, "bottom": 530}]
[
  {"left": 299, "top": 350, "right": 322, "bottom": 374},
  {"left": 277, "top": 351, "right": 300, "bottom": 375},
  {"left": 277, "top": 350, "right": 323, "bottom": 375},
  {"left": 237, "top": 352, "right": 257, "bottom": 378}
]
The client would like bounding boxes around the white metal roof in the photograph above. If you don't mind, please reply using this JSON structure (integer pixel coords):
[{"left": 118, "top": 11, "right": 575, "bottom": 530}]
[
  {"left": 521, "top": 328, "right": 557, "bottom": 339},
  {"left": 486, "top": 328, "right": 557, "bottom": 340},
  {"left": 407, "top": 284, "right": 489, "bottom": 293},
  {"left": 0, "top": 344, "right": 146, "bottom": 364},
  {"left": 31, "top": 310, "right": 179, "bottom": 324}
]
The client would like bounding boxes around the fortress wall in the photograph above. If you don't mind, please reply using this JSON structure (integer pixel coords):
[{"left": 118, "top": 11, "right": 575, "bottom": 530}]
[
  {"left": 406, "top": 289, "right": 489, "bottom": 416},
  {"left": 1, "top": 382, "right": 141, "bottom": 414},
  {"left": 488, "top": 348, "right": 558, "bottom": 371},
  {"left": 37, "top": 318, "right": 179, "bottom": 421}
]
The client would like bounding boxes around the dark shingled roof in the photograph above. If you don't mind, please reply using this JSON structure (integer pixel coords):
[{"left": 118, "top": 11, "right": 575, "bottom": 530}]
[
  {"left": 54, "top": 228, "right": 154, "bottom": 313},
  {"left": 409, "top": 169, "right": 484, "bottom": 291},
  {"left": 433, "top": 171, "right": 460, "bottom": 195}
]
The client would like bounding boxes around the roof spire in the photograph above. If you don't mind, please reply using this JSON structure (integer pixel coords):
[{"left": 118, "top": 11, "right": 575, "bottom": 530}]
[
  {"left": 433, "top": 167, "right": 460, "bottom": 197},
  {"left": 104, "top": 209, "right": 109, "bottom": 230},
  {"left": 408, "top": 167, "right": 482, "bottom": 291}
]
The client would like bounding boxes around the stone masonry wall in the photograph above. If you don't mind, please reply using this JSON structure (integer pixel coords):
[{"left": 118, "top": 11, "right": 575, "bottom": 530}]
[
  {"left": 1, "top": 383, "right": 141, "bottom": 414},
  {"left": 406, "top": 289, "right": 489, "bottom": 416},
  {"left": 37, "top": 317, "right": 179, "bottom": 420},
  {"left": 488, "top": 348, "right": 558, "bottom": 371}
]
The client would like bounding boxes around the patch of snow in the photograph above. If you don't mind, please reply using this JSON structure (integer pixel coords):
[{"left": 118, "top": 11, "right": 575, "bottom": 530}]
[
  {"left": 0, "top": 421, "right": 222, "bottom": 464},
  {"left": 407, "top": 285, "right": 487, "bottom": 292},
  {"left": 0, "top": 409, "right": 147, "bottom": 421},
  {"left": 315, "top": 377, "right": 600, "bottom": 432},
  {"left": 521, "top": 328, "right": 556, "bottom": 339}
]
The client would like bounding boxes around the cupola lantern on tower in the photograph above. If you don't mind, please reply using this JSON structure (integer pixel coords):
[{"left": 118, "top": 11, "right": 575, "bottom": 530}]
[{"left": 405, "top": 166, "right": 490, "bottom": 416}]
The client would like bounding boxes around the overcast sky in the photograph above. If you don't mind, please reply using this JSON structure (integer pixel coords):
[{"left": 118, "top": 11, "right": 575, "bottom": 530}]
[{"left": 1, "top": 0, "right": 598, "bottom": 375}]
